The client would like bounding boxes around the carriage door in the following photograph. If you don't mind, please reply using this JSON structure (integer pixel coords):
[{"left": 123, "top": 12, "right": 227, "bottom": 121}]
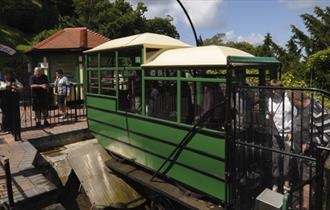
[{"left": 230, "top": 85, "right": 329, "bottom": 210}]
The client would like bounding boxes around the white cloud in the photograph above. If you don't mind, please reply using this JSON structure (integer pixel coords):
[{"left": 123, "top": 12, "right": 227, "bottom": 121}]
[
  {"left": 279, "top": 0, "right": 325, "bottom": 10},
  {"left": 130, "top": 0, "right": 225, "bottom": 28},
  {"left": 223, "top": 31, "right": 264, "bottom": 45}
]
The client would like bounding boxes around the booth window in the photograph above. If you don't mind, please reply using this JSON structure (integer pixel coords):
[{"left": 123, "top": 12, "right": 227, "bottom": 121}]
[
  {"left": 88, "top": 55, "right": 98, "bottom": 67},
  {"left": 145, "top": 69, "right": 177, "bottom": 77},
  {"left": 181, "top": 81, "right": 226, "bottom": 130},
  {"left": 100, "top": 52, "right": 115, "bottom": 67},
  {"left": 101, "top": 70, "right": 116, "bottom": 96},
  {"left": 118, "top": 69, "right": 142, "bottom": 113},
  {"left": 145, "top": 80, "right": 177, "bottom": 122},
  {"left": 87, "top": 70, "right": 98, "bottom": 93},
  {"left": 118, "top": 48, "right": 142, "bottom": 67}
]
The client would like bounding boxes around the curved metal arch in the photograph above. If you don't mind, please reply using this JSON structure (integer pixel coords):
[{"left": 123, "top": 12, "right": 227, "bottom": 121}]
[{"left": 176, "top": 0, "right": 203, "bottom": 46}]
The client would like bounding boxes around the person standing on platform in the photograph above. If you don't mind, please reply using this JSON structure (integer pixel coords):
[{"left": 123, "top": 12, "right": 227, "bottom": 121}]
[
  {"left": 30, "top": 67, "right": 49, "bottom": 128},
  {"left": 54, "top": 69, "right": 70, "bottom": 119},
  {"left": 0, "top": 69, "right": 23, "bottom": 141}
]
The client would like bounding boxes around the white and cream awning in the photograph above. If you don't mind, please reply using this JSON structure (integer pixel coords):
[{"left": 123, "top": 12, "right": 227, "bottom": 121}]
[
  {"left": 84, "top": 33, "right": 191, "bottom": 53},
  {"left": 142, "top": 45, "right": 254, "bottom": 67}
]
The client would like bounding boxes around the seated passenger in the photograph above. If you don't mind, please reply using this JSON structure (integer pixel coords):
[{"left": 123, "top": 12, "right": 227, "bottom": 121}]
[
  {"left": 200, "top": 83, "right": 225, "bottom": 129},
  {"left": 147, "top": 81, "right": 160, "bottom": 116}
]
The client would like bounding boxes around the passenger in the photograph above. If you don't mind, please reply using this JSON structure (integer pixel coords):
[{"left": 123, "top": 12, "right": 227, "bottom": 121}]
[
  {"left": 30, "top": 67, "right": 49, "bottom": 127},
  {"left": 147, "top": 81, "right": 160, "bottom": 116},
  {"left": 291, "top": 91, "right": 330, "bottom": 210},
  {"left": 201, "top": 83, "right": 225, "bottom": 129},
  {"left": 54, "top": 69, "right": 70, "bottom": 119},
  {"left": 128, "top": 70, "right": 141, "bottom": 112},
  {"left": 267, "top": 79, "right": 296, "bottom": 192},
  {"left": 0, "top": 69, "right": 23, "bottom": 141}
]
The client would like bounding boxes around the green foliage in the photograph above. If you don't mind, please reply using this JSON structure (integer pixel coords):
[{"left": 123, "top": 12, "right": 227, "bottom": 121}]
[
  {"left": 145, "top": 17, "right": 179, "bottom": 39},
  {"left": 291, "top": 6, "right": 330, "bottom": 56},
  {"left": 282, "top": 72, "right": 308, "bottom": 88},
  {"left": 31, "top": 28, "right": 59, "bottom": 45},
  {"left": 203, "top": 33, "right": 225, "bottom": 45},
  {"left": 306, "top": 47, "right": 330, "bottom": 90}
]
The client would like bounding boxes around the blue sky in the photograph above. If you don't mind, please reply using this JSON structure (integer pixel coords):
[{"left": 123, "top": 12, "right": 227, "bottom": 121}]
[{"left": 131, "top": 0, "right": 330, "bottom": 46}]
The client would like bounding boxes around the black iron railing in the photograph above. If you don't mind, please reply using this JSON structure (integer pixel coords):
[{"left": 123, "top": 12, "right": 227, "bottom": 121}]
[
  {"left": 0, "top": 83, "right": 86, "bottom": 134},
  {"left": 231, "top": 85, "right": 330, "bottom": 210}
]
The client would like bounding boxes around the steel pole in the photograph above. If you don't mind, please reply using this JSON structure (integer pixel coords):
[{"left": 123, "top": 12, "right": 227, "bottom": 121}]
[{"left": 176, "top": 0, "right": 202, "bottom": 46}]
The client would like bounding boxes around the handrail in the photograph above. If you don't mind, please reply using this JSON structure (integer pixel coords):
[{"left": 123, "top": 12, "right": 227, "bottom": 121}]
[{"left": 236, "top": 85, "right": 330, "bottom": 98}]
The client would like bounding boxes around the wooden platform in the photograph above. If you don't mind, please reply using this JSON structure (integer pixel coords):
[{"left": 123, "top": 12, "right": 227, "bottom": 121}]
[
  {"left": 0, "top": 121, "right": 88, "bottom": 208},
  {"left": 67, "top": 142, "right": 145, "bottom": 209},
  {"left": 106, "top": 159, "right": 224, "bottom": 210}
]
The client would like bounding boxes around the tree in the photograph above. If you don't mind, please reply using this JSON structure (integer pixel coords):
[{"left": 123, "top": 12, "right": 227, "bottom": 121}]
[
  {"left": 203, "top": 33, "right": 225, "bottom": 45},
  {"left": 291, "top": 6, "right": 330, "bottom": 56},
  {"left": 71, "top": 0, "right": 179, "bottom": 39},
  {"left": 145, "top": 17, "right": 179, "bottom": 39},
  {"left": 306, "top": 47, "right": 330, "bottom": 90},
  {"left": 226, "top": 41, "right": 257, "bottom": 55}
]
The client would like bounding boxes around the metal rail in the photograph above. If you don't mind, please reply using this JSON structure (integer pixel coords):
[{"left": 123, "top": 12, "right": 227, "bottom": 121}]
[{"left": 0, "top": 156, "right": 15, "bottom": 210}]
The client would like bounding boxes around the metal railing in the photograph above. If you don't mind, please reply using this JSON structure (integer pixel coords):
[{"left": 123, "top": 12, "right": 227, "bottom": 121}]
[
  {"left": 0, "top": 156, "right": 15, "bottom": 210},
  {"left": 0, "top": 83, "right": 86, "bottom": 136},
  {"left": 19, "top": 83, "right": 86, "bottom": 130},
  {"left": 230, "top": 85, "right": 330, "bottom": 210}
]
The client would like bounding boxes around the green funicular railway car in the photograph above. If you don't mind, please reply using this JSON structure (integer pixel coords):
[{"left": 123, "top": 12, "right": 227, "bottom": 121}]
[{"left": 83, "top": 33, "right": 283, "bottom": 209}]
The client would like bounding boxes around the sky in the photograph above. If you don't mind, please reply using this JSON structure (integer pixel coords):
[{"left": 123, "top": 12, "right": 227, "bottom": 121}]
[{"left": 130, "top": 0, "right": 330, "bottom": 46}]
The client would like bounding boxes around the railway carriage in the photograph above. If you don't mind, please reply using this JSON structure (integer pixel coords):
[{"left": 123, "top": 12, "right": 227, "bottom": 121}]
[{"left": 84, "top": 33, "right": 330, "bottom": 210}]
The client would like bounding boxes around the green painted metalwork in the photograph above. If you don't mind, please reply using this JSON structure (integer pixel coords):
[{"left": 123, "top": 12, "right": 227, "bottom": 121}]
[
  {"left": 97, "top": 53, "right": 101, "bottom": 94},
  {"left": 84, "top": 45, "right": 283, "bottom": 204},
  {"left": 229, "top": 56, "right": 280, "bottom": 65},
  {"left": 87, "top": 96, "right": 117, "bottom": 111},
  {"left": 141, "top": 49, "right": 146, "bottom": 116},
  {"left": 176, "top": 70, "right": 181, "bottom": 123},
  {"left": 281, "top": 193, "right": 289, "bottom": 210},
  {"left": 87, "top": 109, "right": 226, "bottom": 200},
  {"left": 115, "top": 51, "right": 119, "bottom": 99}
]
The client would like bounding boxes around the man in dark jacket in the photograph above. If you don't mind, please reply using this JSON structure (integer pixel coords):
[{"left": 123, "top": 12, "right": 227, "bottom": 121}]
[{"left": 30, "top": 67, "right": 49, "bottom": 127}]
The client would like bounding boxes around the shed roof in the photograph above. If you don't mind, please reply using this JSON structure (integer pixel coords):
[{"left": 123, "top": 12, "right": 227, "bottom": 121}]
[
  {"left": 84, "top": 33, "right": 191, "bottom": 53},
  {"left": 142, "top": 45, "right": 254, "bottom": 67},
  {"left": 27, "top": 27, "right": 109, "bottom": 53}
]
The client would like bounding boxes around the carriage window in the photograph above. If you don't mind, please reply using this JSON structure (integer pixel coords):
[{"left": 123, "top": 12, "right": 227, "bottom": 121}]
[
  {"left": 88, "top": 55, "right": 98, "bottom": 67},
  {"left": 118, "top": 70, "right": 142, "bottom": 113},
  {"left": 181, "top": 82, "right": 226, "bottom": 130},
  {"left": 87, "top": 70, "right": 98, "bottom": 93},
  {"left": 101, "top": 70, "right": 116, "bottom": 96},
  {"left": 145, "top": 69, "right": 177, "bottom": 77},
  {"left": 180, "top": 69, "right": 227, "bottom": 78},
  {"left": 100, "top": 52, "right": 115, "bottom": 67},
  {"left": 118, "top": 48, "right": 141, "bottom": 67},
  {"left": 145, "top": 80, "right": 177, "bottom": 122}
]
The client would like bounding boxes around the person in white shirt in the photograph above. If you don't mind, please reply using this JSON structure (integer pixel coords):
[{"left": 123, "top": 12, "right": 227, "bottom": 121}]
[
  {"left": 54, "top": 69, "right": 70, "bottom": 119},
  {"left": 0, "top": 69, "right": 23, "bottom": 140},
  {"left": 267, "top": 79, "right": 296, "bottom": 192}
]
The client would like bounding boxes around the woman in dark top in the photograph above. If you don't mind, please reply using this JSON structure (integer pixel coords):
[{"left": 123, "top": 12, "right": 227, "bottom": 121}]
[
  {"left": 30, "top": 67, "right": 49, "bottom": 127},
  {"left": 0, "top": 69, "right": 23, "bottom": 141}
]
